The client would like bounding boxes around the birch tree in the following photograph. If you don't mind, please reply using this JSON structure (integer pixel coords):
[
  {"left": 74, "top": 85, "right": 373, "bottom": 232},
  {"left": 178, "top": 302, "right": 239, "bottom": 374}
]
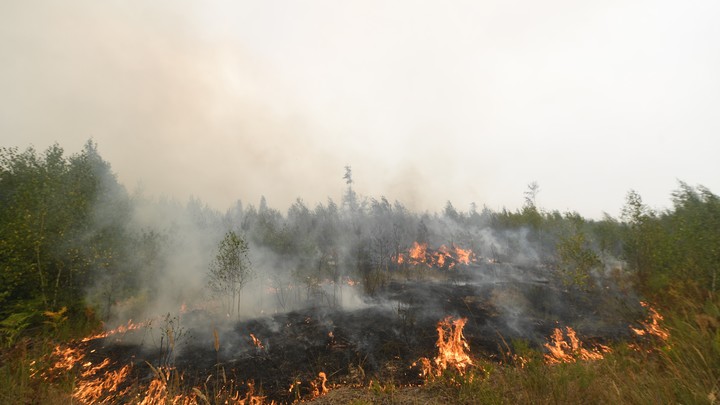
[{"left": 207, "top": 231, "right": 253, "bottom": 317}]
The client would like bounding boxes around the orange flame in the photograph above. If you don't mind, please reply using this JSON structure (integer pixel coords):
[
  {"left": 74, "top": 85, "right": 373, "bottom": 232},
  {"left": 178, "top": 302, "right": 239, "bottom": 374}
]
[
  {"left": 137, "top": 366, "right": 197, "bottom": 405},
  {"left": 435, "top": 245, "right": 449, "bottom": 268},
  {"left": 46, "top": 343, "right": 135, "bottom": 402},
  {"left": 631, "top": 301, "right": 670, "bottom": 341},
  {"left": 409, "top": 242, "right": 428, "bottom": 263},
  {"left": 74, "top": 361, "right": 132, "bottom": 404},
  {"left": 250, "top": 333, "right": 265, "bottom": 350},
  {"left": 544, "top": 326, "right": 611, "bottom": 364},
  {"left": 395, "top": 242, "right": 477, "bottom": 269},
  {"left": 310, "top": 372, "right": 328, "bottom": 398},
  {"left": 49, "top": 345, "right": 85, "bottom": 372},
  {"left": 416, "top": 316, "right": 474, "bottom": 378},
  {"left": 454, "top": 245, "right": 474, "bottom": 265},
  {"left": 82, "top": 319, "right": 146, "bottom": 342},
  {"left": 46, "top": 325, "right": 282, "bottom": 404}
]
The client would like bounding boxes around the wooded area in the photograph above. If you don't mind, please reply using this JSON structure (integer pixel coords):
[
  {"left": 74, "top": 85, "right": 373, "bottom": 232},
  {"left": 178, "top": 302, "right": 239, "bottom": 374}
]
[{"left": 1, "top": 142, "right": 718, "bottom": 403}]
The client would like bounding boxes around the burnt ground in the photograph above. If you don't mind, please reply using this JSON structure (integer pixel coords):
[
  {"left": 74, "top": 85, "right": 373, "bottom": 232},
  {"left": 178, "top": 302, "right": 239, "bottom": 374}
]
[{"left": 83, "top": 264, "right": 645, "bottom": 403}]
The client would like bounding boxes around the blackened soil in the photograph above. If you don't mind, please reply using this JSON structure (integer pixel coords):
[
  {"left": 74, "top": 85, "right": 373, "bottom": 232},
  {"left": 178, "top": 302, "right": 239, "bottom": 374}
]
[{"left": 87, "top": 274, "right": 644, "bottom": 403}]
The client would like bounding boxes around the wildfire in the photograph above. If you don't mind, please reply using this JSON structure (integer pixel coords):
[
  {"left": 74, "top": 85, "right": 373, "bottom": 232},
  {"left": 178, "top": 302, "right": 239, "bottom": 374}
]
[
  {"left": 310, "top": 372, "right": 329, "bottom": 398},
  {"left": 287, "top": 372, "right": 329, "bottom": 401},
  {"left": 49, "top": 345, "right": 85, "bottom": 372},
  {"left": 44, "top": 318, "right": 291, "bottom": 404},
  {"left": 628, "top": 301, "right": 670, "bottom": 353},
  {"left": 454, "top": 246, "right": 473, "bottom": 265},
  {"left": 249, "top": 333, "right": 265, "bottom": 350},
  {"left": 82, "top": 319, "right": 146, "bottom": 342},
  {"left": 46, "top": 342, "right": 135, "bottom": 403},
  {"left": 544, "top": 326, "right": 611, "bottom": 364},
  {"left": 409, "top": 242, "right": 427, "bottom": 263},
  {"left": 394, "top": 242, "right": 477, "bottom": 269},
  {"left": 415, "top": 316, "right": 474, "bottom": 378},
  {"left": 631, "top": 301, "right": 670, "bottom": 341},
  {"left": 138, "top": 365, "right": 198, "bottom": 405},
  {"left": 239, "top": 380, "right": 270, "bottom": 404},
  {"left": 75, "top": 361, "right": 132, "bottom": 404}
]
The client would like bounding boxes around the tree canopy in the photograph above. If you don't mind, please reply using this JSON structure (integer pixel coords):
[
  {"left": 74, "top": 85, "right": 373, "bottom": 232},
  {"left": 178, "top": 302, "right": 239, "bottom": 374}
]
[{"left": 1, "top": 141, "right": 718, "bottom": 344}]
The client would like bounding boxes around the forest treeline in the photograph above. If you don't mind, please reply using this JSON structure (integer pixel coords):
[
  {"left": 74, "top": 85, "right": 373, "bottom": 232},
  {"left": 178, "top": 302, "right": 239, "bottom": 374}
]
[{"left": 1, "top": 142, "right": 718, "bottom": 344}]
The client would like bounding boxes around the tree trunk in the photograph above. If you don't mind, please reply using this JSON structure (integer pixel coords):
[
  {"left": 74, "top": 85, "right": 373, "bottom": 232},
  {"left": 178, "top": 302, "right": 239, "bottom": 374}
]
[{"left": 52, "top": 266, "right": 62, "bottom": 309}]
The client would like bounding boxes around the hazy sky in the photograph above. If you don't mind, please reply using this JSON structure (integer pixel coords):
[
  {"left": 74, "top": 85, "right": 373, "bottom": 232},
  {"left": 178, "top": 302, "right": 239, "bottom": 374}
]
[{"left": 2, "top": 1, "right": 719, "bottom": 218}]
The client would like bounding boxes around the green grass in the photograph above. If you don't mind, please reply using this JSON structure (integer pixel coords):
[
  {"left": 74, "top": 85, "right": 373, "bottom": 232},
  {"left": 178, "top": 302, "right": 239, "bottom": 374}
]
[
  {"left": 0, "top": 309, "right": 102, "bottom": 404},
  {"left": 0, "top": 337, "right": 73, "bottom": 404}
]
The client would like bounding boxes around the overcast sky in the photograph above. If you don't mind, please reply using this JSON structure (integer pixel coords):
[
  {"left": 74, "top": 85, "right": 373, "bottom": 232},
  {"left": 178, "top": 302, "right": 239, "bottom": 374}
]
[{"left": 2, "top": 1, "right": 719, "bottom": 218}]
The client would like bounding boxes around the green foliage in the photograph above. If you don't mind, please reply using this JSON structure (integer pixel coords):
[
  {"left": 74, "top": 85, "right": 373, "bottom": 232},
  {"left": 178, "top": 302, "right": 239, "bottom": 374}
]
[
  {"left": 0, "top": 140, "right": 719, "bottom": 405},
  {"left": 207, "top": 231, "right": 253, "bottom": 316},
  {"left": 622, "top": 183, "right": 720, "bottom": 295},
  {"left": 669, "top": 183, "right": 720, "bottom": 292},
  {"left": 0, "top": 141, "right": 134, "bottom": 337},
  {"left": 556, "top": 225, "right": 601, "bottom": 290},
  {"left": 42, "top": 306, "right": 68, "bottom": 334},
  {"left": 0, "top": 311, "right": 38, "bottom": 348}
]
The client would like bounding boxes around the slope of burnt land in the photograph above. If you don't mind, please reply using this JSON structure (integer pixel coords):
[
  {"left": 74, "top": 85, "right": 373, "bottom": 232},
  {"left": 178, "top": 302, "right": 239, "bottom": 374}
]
[{"left": 86, "top": 265, "right": 644, "bottom": 403}]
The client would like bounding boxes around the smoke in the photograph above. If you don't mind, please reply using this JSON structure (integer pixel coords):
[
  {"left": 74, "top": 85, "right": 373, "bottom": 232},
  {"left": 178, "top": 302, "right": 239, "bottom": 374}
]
[
  {"left": 4, "top": 1, "right": 719, "bottom": 219},
  {"left": 71, "top": 167, "right": 649, "bottom": 403},
  {"left": 0, "top": 1, "right": 343, "bottom": 215},
  {"left": 1, "top": 0, "right": 644, "bottom": 351},
  {"left": 87, "top": 177, "right": 633, "bottom": 353}
]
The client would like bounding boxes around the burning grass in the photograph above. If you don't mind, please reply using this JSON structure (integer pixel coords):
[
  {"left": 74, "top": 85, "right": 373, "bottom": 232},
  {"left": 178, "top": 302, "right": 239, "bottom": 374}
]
[
  {"left": 543, "top": 326, "right": 611, "bottom": 364},
  {"left": 4, "top": 280, "right": 718, "bottom": 404},
  {"left": 631, "top": 301, "right": 670, "bottom": 342}
]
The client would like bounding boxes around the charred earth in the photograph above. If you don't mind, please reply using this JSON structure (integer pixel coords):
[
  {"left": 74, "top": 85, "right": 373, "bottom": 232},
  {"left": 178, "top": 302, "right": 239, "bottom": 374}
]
[{"left": 78, "top": 262, "right": 643, "bottom": 403}]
